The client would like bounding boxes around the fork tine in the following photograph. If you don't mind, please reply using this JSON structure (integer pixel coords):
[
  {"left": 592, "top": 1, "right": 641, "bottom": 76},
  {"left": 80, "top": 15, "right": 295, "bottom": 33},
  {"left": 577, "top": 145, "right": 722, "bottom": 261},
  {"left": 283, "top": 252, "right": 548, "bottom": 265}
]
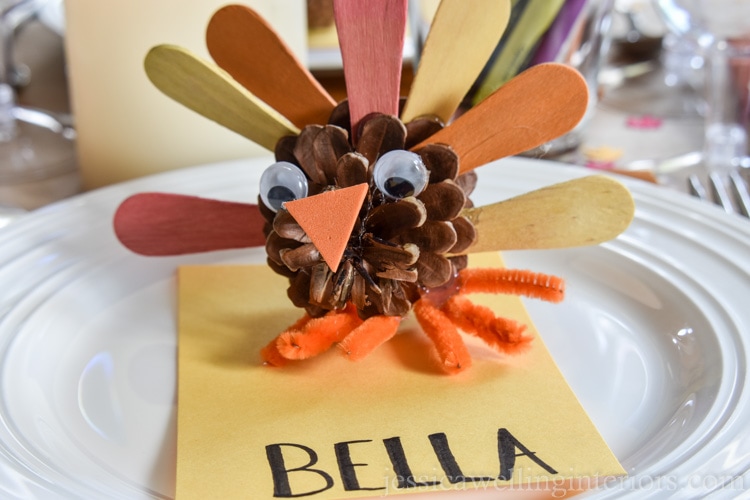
[
  {"left": 729, "top": 171, "right": 750, "bottom": 217},
  {"left": 708, "top": 172, "right": 734, "bottom": 214},
  {"left": 688, "top": 174, "right": 708, "bottom": 200}
]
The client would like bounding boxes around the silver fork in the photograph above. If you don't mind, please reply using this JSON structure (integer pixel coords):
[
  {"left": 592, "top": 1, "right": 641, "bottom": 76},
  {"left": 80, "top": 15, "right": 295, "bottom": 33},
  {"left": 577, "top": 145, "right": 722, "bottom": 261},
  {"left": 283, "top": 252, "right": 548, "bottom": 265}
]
[{"left": 688, "top": 171, "right": 750, "bottom": 218}]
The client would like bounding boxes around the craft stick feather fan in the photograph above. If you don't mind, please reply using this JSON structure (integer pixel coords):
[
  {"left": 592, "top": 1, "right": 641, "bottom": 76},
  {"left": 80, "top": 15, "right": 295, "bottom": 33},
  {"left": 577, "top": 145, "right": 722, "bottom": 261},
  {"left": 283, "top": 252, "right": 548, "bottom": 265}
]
[{"left": 114, "top": 0, "right": 635, "bottom": 374}]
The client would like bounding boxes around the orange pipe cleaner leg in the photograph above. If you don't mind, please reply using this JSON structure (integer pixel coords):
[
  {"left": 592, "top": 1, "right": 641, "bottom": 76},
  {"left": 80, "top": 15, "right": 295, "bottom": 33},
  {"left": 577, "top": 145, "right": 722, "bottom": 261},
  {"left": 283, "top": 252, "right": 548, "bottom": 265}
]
[
  {"left": 413, "top": 299, "right": 472, "bottom": 374},
  {"left": 261, "top": 313, "right": 313, "bottom": 366},
  {"left": 458, "top": 268, "right": 565, "bottom": 303},
  {"left": 277, "top": 303, "right": 363, "bottom": 360},
  {"left": 338, "top": 315, "right": 401, "bottom": 361},
  {"left": 441, "top": 295, "right": 533, "bottom": 355}
]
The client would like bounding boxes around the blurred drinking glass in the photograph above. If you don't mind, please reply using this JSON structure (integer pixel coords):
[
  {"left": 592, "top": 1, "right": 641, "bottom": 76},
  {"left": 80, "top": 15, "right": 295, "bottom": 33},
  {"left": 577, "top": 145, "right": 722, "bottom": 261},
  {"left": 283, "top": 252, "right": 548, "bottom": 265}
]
[
  {"left": 703, "top": 39, "right": 750, "bottom": 174},
  {"left": 0, "top": 0, "right": 79, "bottom": 210},
  {"left": 654, "top": 0, "right": 750, "bottom": 174}
]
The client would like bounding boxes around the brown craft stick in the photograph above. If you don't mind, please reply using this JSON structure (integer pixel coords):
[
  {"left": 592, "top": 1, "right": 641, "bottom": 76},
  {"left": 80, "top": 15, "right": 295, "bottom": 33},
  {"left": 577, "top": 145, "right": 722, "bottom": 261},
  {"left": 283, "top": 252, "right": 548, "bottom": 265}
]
[
  {"left": 400, "top": 0, "right": 510, "bottom": 124},
  {"left": 462, "top": 175, "right": 634, "bottom": 253},
  {"left": 412, "top": 63, "right": 588, "bottom": 173},
  {"left": 333, "top": 0, "right": 408, "bottom": 140},
  {"left": 144, "top": 44, "right": 299, "bottom": 151},
  {"left": 207, "top": 4, "right": 336, "bottom": 128},
  {"left": 114, "top": 193, "right": 267, "bottom": 256}
]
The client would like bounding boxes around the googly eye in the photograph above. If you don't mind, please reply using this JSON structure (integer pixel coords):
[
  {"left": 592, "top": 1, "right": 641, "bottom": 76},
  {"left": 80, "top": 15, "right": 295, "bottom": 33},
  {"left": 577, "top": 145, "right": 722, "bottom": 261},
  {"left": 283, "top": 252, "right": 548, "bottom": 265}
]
[
  {"left": 372, "top": 150, "right": 428, "bottom": 199},
  {"left": 259, "top": 161, "right": 309, "bottom": 212}
]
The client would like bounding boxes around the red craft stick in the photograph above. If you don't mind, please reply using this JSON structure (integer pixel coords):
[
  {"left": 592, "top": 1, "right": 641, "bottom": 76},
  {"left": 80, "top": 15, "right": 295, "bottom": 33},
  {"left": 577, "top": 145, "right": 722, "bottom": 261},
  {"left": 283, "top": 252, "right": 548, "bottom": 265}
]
[
  {"left": 114, "top": 193, "right": 266, "bottom": 256},
  {"left": 333, "top": 0, "right": 407, "bottom": 141}
]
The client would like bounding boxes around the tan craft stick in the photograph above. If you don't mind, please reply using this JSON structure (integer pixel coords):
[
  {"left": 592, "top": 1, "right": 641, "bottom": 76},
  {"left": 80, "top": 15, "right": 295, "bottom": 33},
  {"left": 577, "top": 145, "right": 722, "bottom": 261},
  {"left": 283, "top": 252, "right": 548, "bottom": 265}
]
[
  {"left": 207, "top": 4, "right": 336, "bottom": 129},
  {"left": 462, "top": 176, "right": 635, "bottom": 253},
  {"left": 412, "top": 63, "right": 588, "bottom": 173},
  {"left": 144, "top": 44, "right": 299, "bottom": 151},
  {"left": 400, "top": 0, "right": 511, "bottom": 124}
]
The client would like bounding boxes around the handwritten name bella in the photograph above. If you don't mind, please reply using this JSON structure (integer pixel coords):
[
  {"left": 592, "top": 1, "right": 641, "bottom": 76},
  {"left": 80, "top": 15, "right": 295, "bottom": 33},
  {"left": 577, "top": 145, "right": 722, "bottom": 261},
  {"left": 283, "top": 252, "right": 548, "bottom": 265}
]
[{"left": 266, "top": 428, "right": 557, "bottom": 497}]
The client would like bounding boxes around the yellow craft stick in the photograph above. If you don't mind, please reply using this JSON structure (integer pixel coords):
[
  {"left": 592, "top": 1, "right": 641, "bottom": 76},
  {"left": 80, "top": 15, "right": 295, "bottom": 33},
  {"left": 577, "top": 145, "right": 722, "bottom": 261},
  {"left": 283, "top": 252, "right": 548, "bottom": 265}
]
[
  {"left": 144, "top": 44, "right": 299, "bottom": 151},
  {"left": 462, "top": 176, "right": 635, "bottom": 253},
  {"left": 400, "top": 0, "right": 510, "bottom": 124}
]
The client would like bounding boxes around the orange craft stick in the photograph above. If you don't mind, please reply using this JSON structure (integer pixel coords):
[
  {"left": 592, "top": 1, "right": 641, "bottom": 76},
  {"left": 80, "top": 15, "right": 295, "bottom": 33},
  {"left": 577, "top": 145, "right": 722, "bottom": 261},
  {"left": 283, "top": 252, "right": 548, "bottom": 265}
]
[
  {"left": 411, "top": 63, "right": 588, "bottom": 173},
  {"left": 207, "top": 5, "right": 336, "bottom": 128}
]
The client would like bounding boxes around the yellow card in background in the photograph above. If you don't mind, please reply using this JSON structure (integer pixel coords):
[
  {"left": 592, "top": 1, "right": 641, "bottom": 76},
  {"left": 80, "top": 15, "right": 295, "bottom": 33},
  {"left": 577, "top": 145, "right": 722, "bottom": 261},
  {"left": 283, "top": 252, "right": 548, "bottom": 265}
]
[{"left": 176, "top": 253, "right": 624, "bottom": 499}]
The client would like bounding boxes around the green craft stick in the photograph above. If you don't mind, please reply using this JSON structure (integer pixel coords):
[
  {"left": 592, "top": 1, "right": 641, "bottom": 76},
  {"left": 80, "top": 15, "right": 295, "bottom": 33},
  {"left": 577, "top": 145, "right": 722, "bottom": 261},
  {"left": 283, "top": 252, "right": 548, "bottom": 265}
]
[
  {"left": 473, "top": 0, "right": 565, "bottom": 104},
  {"left": 145, "top": 44, "right": 299, "bottom": 151}
]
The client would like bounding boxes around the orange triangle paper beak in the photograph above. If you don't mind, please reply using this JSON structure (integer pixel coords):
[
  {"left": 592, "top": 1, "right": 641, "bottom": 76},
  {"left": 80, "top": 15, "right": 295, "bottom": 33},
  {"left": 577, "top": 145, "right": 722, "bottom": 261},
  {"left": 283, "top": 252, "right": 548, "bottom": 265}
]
[{"left": 284, "top": 184, "right": 368, "bottom": 272}]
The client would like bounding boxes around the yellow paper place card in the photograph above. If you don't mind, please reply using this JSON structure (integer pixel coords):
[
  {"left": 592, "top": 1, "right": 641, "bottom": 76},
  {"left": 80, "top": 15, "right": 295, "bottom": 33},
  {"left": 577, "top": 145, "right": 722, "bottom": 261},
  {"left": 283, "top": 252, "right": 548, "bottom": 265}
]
[{"left": 176, "top": 253, "right": 624, "bottom": 498}]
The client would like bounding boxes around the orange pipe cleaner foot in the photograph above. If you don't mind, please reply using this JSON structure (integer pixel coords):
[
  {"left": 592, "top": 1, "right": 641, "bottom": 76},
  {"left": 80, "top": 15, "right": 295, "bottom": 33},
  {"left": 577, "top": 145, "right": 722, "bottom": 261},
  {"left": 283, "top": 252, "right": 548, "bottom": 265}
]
[
  {"left": 441, "top": 295, "right": 533, "bottom": 355},
  {"left": 261, "top": 341, "right": 291, "bottom": 367},
  {"left": 263, "top": 267, "right": 565, "bottom": 372},
  {"left": 457, "top": 268, "right": 565, "bottom": 303},
  {"left": 261, "top": 314, "right": 313, "bottom": 366},
  {"left": 338, "top": 315, "right": 402, "bottom": 361},
  {"left": 413, "top": 299, "right": 472, "bottom": 374},
  {"left": 275, "top": 304, "right": 363, "bottom": 360}
]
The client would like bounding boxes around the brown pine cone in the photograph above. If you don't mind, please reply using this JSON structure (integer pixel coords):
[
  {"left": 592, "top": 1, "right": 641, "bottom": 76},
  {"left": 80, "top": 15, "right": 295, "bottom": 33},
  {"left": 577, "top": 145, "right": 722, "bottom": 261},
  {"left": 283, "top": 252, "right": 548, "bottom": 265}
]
[{"left": 260, "top": 108, "right": 477, "bottom": 319}]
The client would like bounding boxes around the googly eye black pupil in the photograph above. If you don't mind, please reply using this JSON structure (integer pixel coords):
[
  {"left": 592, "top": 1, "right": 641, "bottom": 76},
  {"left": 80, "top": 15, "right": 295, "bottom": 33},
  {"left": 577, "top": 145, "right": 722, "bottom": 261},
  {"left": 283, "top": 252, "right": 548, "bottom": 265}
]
[
  {"left": 259, "top": 161, "right": 309, "bottom": 212},
  {"left": 372, "top": 150, "right": 428, "bottom": 200},
  {"left": 384, "top": 177, "right": 415, "bottom": 198},
  {"left": 267, "top": 186, "right": 297, "bottom": 210}
]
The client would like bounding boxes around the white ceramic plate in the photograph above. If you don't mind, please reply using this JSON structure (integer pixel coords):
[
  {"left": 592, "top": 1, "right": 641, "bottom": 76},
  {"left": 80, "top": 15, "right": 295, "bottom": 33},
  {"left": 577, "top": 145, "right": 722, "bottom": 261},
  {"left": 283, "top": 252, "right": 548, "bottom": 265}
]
[{"left": 0, "top": 157, "right": 749, "bottom": 499}]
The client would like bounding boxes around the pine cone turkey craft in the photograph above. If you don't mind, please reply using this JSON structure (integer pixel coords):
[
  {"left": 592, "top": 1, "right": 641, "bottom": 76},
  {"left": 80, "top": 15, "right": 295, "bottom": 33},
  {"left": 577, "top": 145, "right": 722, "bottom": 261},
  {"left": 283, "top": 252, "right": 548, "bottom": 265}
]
[
  {"left": 266, "top": 115, "right": 474, "bottom": 318},
  {"left": 114, "top": 1, "right": 635, "bottom": 374}
]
